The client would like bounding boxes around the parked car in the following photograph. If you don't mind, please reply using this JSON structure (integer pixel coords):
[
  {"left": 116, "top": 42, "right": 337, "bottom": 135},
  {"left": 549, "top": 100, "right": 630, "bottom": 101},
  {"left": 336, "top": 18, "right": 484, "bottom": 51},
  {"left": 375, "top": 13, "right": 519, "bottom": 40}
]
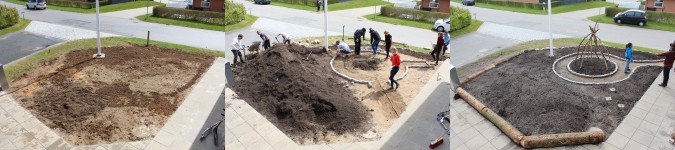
[
  {"left": 613, "top": 10, "right": 648, "bottom": 27},
  {"left": 434, "top": 18, "right": 450, "bottom": 32},
  {"left": 254, "top": 0, "right": 271, "bottom": 5},
  {"left": 462, "top": 0, "right": 475, "bottom": 6},
  {"left": 26, "top": 0, "right": 46, "bottom": 10}
]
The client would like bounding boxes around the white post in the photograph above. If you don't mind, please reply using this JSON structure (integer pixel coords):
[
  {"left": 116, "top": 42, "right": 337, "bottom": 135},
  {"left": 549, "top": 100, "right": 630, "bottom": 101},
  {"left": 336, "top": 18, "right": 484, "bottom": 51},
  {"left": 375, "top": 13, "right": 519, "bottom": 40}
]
[
  {"left": 547, "top": 0, "right": 553, "bottom": 57},
  {"left": 93, "top": 0, "right": 105, "bottom": 59},
  {"left": 323, "top": 0, "right": 328, "bottom": 52}
]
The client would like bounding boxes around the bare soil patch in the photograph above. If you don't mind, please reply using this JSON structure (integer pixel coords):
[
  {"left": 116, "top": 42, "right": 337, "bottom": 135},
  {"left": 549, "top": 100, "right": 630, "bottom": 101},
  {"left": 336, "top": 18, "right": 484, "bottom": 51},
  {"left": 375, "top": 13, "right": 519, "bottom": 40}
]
[
  {"left": 232, "top": 44, "right": 439, "bottom": 144},
  {"left": 569, "top": 58, "right": 617, "bottom": 75},
  {"left": 351, "top": 59, "right": 380, "bottom": 71},
  {"left": 461, "top": 47, "right": 660, "bottom": 136},
  {"left": 9, "top": 45, "right": 215, "bottom": 145}
]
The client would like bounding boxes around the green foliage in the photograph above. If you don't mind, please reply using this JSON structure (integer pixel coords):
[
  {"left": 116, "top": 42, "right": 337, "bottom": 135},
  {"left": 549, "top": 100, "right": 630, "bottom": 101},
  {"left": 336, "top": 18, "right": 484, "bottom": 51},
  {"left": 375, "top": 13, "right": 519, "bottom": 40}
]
[
  {"left": 225, "top": 0, "right": 246, "bottom": 25},
  {"left": 0, "top": 4, "right": 19, "bottom": 30},
  {"left": 46, "top": 0, "right": 111, "bottom": 9},
  {"left": 273, "top": 0, "right": 338, "bottom": 7},
  {"left": 380, "top": 6, "right": 472, "bottom": 32},
  {"left": 606, "top": 7, "right": 675, "bottom": 25},
  {"left": 153, "top": 0, "right": 245, "bottom": 26},
  {"left": 474, "top": 0, "right": 561, "bottom": 10}
]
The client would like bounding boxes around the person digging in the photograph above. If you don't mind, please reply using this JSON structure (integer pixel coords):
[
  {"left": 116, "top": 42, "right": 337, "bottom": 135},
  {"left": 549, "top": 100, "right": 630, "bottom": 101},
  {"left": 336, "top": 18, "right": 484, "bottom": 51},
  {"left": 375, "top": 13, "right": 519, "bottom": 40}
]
[
  {"left": 384, "top": 31, "right": 393, "bottom": 60},
  {"left": 335, "top": 40, "right": 351, "bottom": 58},
  {"left": 231, "top": 34, "right": 245, "bottom": 67},
  {"left": 257, "top": 30, "right": 270, "bottom": 51},
  {"left": 276, "top": 33, "right": 292, "bottom": 44},
  {"left": 369, "top": 28, "right": 382, "bottom": 58},
  {"left": 389, "top": 48, "right": 401, "bottom": 90},
  {"left": 656, "top": 42, "right": 675, "bottom": 87},
  {"left": 354, "top": 28, "right": 366, "bottom": 55}
]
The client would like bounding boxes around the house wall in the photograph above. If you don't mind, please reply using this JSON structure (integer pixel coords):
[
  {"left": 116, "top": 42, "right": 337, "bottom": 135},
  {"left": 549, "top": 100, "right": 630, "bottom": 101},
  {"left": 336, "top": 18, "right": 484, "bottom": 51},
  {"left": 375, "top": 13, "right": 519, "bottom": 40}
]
[
  {"left": 193, "top": 0, "right": 224, "bottom": 12},
  {"left": 646, "top": 0, "right": 675, "bottom": 13},
  {"left": 421, "top": 0, "right": 450, "bottom": 13}
]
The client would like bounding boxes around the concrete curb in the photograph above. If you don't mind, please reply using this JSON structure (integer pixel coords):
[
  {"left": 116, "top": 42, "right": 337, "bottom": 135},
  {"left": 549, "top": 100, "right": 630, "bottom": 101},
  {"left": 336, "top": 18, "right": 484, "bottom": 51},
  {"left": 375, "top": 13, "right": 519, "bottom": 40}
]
[
  {"left": 552, "top": 52, "right": 663, "bottom": 85},
  {"left": 565, "top": 55, "right": 619, "bottom": 78}
]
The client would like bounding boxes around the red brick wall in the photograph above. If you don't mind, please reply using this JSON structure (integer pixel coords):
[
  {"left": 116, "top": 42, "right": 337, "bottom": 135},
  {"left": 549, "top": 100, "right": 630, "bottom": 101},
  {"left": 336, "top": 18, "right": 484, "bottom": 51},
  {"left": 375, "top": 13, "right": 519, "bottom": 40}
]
[
  {"left": 192, "top": 0, "right": 224, "bottom": 12},
  {"left": 647, "top": 0, "right": 675, "bottom": 13},
  {"left": 421, "top": 0, "right": 450, "bottom": 13}
]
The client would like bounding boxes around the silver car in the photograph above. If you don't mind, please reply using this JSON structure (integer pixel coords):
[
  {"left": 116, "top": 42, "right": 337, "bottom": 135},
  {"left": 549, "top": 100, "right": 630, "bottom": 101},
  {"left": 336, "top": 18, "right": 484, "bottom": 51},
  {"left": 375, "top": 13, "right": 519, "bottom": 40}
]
[{"left": 26, "top": 0, "right": 47, "bottom": 10}]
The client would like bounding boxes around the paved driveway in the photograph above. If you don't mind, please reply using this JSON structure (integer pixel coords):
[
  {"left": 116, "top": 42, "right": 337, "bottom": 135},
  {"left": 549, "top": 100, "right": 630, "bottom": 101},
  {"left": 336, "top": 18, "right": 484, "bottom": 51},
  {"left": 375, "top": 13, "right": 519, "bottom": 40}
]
[{"left": 0, "top": 31, "right": 61, "bottom": 65}]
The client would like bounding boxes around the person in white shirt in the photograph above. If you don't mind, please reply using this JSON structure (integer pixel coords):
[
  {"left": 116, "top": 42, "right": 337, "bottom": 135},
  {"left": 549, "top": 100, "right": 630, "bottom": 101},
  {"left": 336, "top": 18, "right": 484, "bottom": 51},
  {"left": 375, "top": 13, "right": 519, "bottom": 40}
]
[
  {"left": 276, "top": 33, "right": 292, "bottom": 44},
  {"left": 231, "top": 34, "right": 245, "bottom": 67},
  {"left": 335, "top": 40, "right": 350, "bottom": 57}
]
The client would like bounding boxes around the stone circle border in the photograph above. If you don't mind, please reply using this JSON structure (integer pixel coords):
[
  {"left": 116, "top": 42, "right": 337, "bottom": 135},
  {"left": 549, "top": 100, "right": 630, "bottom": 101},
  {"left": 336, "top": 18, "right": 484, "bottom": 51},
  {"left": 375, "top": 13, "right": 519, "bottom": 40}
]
[
  {"left": 565, "top": 56, "right": 618, "bottom": 78},
  {"left": 552, "top": 52, "right": 663, "bottom": 85}
]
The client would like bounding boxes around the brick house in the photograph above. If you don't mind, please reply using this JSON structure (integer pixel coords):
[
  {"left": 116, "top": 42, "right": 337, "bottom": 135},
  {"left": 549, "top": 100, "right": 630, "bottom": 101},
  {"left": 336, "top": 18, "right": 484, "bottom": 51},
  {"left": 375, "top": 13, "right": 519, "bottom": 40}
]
[
  {"left": 191, "top": 0, "right": 224, "bottom": 12},
  {"left": 420, "top": 0, "right": 449, "bottom": 13},
  {"left": 646, "top": 0, "right": 675, "bottom": 13}
]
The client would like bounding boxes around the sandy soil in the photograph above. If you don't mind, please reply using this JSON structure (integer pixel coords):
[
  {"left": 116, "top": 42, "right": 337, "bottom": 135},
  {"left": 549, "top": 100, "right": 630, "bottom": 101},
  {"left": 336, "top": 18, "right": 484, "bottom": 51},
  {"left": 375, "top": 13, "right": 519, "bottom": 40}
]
[
  {"left": 461, "top": 47, "right": 661, "bottom": 136},
  {"left": 9, "top": 45, "right": 215, "bottom": 145},
  {"left": 231, "top": 44, "right": 439, "bottom": 144}
]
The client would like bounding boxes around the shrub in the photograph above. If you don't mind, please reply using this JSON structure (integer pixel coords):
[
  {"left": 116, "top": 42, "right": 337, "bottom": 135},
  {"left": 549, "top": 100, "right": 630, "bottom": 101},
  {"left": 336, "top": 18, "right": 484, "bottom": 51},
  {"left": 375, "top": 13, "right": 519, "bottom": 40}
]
[
  {"left": 225, "top": 0, "right": 246, "bottom": 25},
  {"left": 273, "top": 0, "right": 338, "bottom": 7},
  {"left": 381, "top": 6, "right": 471, "bottom": 32},
  {"left": 154, "top": 1, "right": 247, "bottom": 26},
  {"left": 0, "top": 4, "right": 19, "bottom": 29},
  {"left": 46, "top": 0, "right": 109, "bottom": 9},
  {"left": 605, "top": 7, "right": 675, "bottom": 25}
]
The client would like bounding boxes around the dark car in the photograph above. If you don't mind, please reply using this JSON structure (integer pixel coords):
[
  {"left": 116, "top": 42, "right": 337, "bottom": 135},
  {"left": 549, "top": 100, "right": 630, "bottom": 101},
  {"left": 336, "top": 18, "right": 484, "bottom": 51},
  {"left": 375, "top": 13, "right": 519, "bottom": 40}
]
[
  {"left": 613, "top": 10, "right": 648, "bottom": 27},
  {"left": 254, "top": 0, "right": 271, "bottom": 4},
  {"left": 462, "top": 0, "right": 475, "bottom": 6}
]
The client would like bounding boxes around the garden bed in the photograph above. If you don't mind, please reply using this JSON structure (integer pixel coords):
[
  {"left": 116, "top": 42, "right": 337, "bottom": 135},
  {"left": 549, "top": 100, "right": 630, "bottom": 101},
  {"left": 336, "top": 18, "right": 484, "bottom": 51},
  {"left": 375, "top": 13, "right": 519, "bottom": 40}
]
[{"left": 461, "top": 47, "right": 661, "bottom": 136}]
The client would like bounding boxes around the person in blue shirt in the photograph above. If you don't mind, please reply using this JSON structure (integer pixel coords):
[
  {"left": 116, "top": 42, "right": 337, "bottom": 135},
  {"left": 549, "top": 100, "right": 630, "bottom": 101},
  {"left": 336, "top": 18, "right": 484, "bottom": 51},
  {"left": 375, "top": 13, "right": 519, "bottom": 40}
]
[
  {"left": 443, "top": 31, "right": 450, "bottom": 56},
  {"left": 625, "top": 42, "right": 633, "bottom": 73},
  {"left": 335, "top": 40, "right": 351, "bottom": 57}
]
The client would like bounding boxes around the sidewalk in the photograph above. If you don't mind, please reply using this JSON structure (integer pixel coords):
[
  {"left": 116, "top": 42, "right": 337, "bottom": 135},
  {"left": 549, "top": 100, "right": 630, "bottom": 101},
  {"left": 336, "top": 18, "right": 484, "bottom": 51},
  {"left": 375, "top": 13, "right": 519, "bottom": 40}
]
[
  {"left": 225, "top": 60, "right": 454, "bottom": 150},
  {"left": 101, "top": 7, "right": 155, "bottom": 19},
  {"left": 0, "top": 58, "right": 226, "bottom": 150}
]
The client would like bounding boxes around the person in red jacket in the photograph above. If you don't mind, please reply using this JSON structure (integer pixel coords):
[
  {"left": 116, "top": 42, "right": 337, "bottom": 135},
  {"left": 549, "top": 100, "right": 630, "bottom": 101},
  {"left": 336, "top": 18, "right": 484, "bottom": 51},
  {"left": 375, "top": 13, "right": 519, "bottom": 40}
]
[
  {"left": 389, "top": 48, "right": 401, "bottom": 90},
  {"left": 656, "top": 42, "right": 675, "bottom": 87}
]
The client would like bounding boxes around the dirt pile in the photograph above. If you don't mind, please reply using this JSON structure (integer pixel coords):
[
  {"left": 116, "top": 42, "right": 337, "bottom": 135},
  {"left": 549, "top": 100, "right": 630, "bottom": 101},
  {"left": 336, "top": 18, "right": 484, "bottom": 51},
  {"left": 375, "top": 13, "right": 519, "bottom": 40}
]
[
  {"left": 351, "top": 59, "right": 380, "bottom": 71},
  {"left": 462, "top": 47, "right": 660, "bottom": 135},
  {"left": 569, "top": 58, "right": 617, "bottom": 75},
  {"left": 231, "top": 44, "right": 371, "bottom": 143},
  {"left": 11, "top": 45, "right": 215, "bottom": 145}
]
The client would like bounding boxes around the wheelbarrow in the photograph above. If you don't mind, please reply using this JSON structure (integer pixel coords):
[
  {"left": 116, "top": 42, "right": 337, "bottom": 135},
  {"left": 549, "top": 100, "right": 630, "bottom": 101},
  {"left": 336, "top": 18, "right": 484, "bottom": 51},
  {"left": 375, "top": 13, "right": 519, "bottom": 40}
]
[{"left": 248, "top": 41, "right": 262, "bottom": 55}]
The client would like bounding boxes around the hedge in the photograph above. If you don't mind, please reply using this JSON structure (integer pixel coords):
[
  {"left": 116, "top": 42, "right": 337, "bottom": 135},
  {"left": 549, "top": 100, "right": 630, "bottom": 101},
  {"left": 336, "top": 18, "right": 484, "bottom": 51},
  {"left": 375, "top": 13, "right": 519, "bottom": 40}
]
[
  {"left": 605, "top": 7, "right": 675, "bottom": 25},
  {"left": 381, "top": 6, "right": 472, "bottom": 32},
  {"left": 153, "top": 0, "right": 246, "bottom": 26},
  {"left": 46, "top": 0, "right": 111, "bottom": 9},
  {"left": 476, "top": 0, "right": 562, "bottom": 10},
  {"left": 273, "top": 0, "right": 339, "bottom": 7},
  {"left": 0, "top": 4, "right": 19, "bottom": 29}
]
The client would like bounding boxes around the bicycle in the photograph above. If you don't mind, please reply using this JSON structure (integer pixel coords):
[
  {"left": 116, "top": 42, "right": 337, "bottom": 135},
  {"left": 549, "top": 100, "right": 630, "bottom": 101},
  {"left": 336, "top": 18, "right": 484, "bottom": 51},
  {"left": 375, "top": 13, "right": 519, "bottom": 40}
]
[{"left": 199, "top": 108, "right": 225, "bottom": 146}]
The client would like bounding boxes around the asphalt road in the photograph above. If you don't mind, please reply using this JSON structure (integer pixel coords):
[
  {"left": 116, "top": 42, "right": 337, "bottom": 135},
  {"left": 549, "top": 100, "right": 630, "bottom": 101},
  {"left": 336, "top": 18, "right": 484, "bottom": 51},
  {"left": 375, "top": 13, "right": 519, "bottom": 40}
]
[{"left": 0, "top": 31, "right": 62, "bottom": 65}]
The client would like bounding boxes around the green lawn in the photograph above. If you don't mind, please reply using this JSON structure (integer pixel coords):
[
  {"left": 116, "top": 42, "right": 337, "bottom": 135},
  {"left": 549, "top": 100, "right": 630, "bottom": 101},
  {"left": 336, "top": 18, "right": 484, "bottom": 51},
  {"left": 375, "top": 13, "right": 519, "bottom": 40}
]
[
  {"left": 588, "top": 14, "right": 675, "bottom": 33},
  {"left": 267, "top": 0, "right": 389, "bottom": 11},
  {"left": 135, "top": 15, "right": 258, "bottom": 32},
  {"left": 4, "top": 37, "right": 223, "bottom": 81},
  {"left": 0, "top": 19, "right": 31, "bottom": 36},
  {"left": 363, "top": 14, "right": 483, "bottom": 37},
  {"left": 452, "top": 0, "right": 615, "bottom": 14},
  {"left": 4, "top": 0, "right": 164, "bottom": 13}
]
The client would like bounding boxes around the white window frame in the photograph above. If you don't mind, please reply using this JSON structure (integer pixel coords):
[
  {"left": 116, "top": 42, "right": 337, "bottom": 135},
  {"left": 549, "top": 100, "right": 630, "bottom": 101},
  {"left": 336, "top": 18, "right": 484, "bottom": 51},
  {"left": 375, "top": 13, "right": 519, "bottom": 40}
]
[
  {"left": 429, "top": 0, "right": 439, "bottom": 8},
  {"left": 201, "top": 0, "right": 210, "bottom": 7},
  {"left": 655, "top": 0, "right": 663, "bottom": 8}
]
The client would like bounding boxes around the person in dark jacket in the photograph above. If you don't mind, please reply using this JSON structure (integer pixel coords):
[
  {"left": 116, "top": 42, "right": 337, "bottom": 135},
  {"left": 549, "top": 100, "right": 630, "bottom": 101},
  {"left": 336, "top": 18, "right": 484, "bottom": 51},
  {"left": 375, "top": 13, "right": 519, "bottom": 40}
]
[
  {"left": 369, "top": 28, "right": 381, "bottom": 58},
  {"left": 257, "top": 30, "right": 270, "bottom": 51},
  {"left": 354, "top": 28, "right": 366, "bottom": 55},
  {"left": 430, "top": 32, "right": 444, "bottom": 65},
  {"left": 656, "top": 42, "right": 675, "bottom": 87},
  {"left": 384, "top": 31, "right": 392, "bottom": 59},
  {"left": 316, "top": 0, "right": 322, "bottom": 12}
]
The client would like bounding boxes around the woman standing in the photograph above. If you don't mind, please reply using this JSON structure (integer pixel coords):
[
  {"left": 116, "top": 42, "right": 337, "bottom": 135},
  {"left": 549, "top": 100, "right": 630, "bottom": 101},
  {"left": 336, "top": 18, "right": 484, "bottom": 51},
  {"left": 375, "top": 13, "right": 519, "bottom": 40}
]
[
  {"left": 384, "top": 31, "right": 392, "bottom": 59},
  {"left": 430, "top": 32, "right": 444, "bottom": 65},
  {"left": 624, "top": 42, "right": 633, "bottom": 73},
  {"left": 389, "top": 48, "right": 401, "bottom": 90}
]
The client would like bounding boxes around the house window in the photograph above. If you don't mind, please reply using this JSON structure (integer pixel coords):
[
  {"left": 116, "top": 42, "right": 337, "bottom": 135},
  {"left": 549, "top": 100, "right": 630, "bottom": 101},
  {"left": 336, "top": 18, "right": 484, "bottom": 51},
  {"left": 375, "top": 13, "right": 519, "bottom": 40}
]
[
  {"left": 201, "top": 0, "right": 210, "bottom": 7},
  {"left": 429, "top": 0, "right": 439, "bottom": 8},
  {"left": 655, "top": 0, "right": 663, "bottom": 8}
]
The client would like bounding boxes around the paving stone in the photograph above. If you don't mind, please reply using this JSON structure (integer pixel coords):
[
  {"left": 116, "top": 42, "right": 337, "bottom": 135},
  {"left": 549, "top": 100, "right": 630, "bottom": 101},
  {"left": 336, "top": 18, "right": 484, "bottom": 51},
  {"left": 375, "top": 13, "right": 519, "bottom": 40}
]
[
  {"left": 225, "top": 114, "right": 247, "bottom": 133},
  {"left": 35, "top": 130, "right": 60, "bottom": 148},
  {"left": 0, "top": 142, "right": 17, "bottom": 150},
  {"left": 453, "top": 144, "right": 469, "bottom": 150},
  {"left": 301, "top": 144, "right": 325, "bottom": 150},
  {"left": 450, "top": 134, "right": 466, "bottom": 149},
  {"left": 628, "top": 106, "right": 649, "bottom": 119},
  {"left": 237, "top": 129, "right": 264, "bottom": 147},
  {"left": 478, "top": 142, "right": 498, "bottom": 150},
  {"left": 631, "top": 129, "right": 655, "bottom": 147},
  {"left": 634, "top": 101, "right": 654, "bottom": 113},
  {"left": 649, "top": 103, "right": 668, "bottom": 117},
  {"left": 597, "top": 143, "right": 620, "bottom": 150},
  {"left": 166, "top": 138, "right": 191, "bottom": 150},
  {"left": 144, "top": 140, "right": 168, "bottom": 150},
  {"left": 44, "top": 139, "right": 72, "bottom": 150},
  {"left": 327, "top": 143, "right": 351, "bottom": 150},
  {"left": 230, "top": 122, "right": 254, "bottom": 139},
  {"left": 624, "top": 140, "right": 648, "bottom": 150},
  {"left": 272, "top": 138, "right": 299, "bottom": 150},
  {"left": 118, "top": 144, "right": 140, "bottom": 150},
  {"left": 152, "top": 130, "right": 175, "bottom": 147},
  {"left": 648, "top": 134, "right": 674, "bottom": 150},
  {"left": 127, "top": 140, "right": 150, "bottom": 150},
  {"left": 11, "top": 130, "right": 38, "bottom": 149},
  {"left": 479, "top": 126, "right": 501, "bottom": 142},
  {"left": 606, "top": 133, "right": 629, "bottom": 149},
  {"left": 621, "top": 115, "right": 643, "bottom": 129},
  {"left": 465, "top": 134, "right": 489, "bottom": 150},
  {"left": 346, "top": 142, "right": 369, "bottom": 150},
  {"left": 224, "top": 140, "right": 245, "bottom": 150},
  {"left": 637, "top": 120, "right": 660, "bottom": 135},
  {"left": 614, "top": 123, "right": 637, "bottom": 138},
  {"left": 19, "top": 117, "right": 40, "bottom": 131},
  {"left": 489, "top": 135, "right": 511, "bottom": 149},
  {"left": 644, "top": 112, "right": 664, "bottom": 126},
  {"left": 245, "top": 139, "right": 273, "bottom": 150},
  {"left": 456, "top": 127, "right": 480, "bottom": 143}
]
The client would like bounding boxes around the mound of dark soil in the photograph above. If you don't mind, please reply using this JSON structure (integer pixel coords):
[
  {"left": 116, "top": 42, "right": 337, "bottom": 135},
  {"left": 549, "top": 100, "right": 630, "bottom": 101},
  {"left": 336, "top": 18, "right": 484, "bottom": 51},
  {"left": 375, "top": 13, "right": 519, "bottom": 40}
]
[
  {"left": 569, "top": 58, "right": 616, "bottom": 75},
  {"left": 352, "top": 59, "right": 380, "bottom": 70},
  {"left": 462, "top": 47, "right": 660, "bottom": 136},
  {"left": 232, "top": 44, "right": 371, "bottom": 143}
]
